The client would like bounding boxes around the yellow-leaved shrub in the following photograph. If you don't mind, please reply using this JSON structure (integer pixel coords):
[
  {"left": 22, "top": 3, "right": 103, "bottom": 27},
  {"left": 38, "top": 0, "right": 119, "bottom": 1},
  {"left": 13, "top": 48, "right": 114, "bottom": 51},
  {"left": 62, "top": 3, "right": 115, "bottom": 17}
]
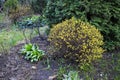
[{"left": 48, "top": 17, "right": 104, "bottom": 65}]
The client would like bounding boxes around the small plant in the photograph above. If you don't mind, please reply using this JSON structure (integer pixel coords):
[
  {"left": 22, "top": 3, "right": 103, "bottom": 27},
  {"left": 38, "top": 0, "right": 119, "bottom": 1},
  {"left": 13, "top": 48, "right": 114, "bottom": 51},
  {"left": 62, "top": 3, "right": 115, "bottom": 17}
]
[
  {"left": 21, "top": 43, "right": 45, "bottom": 62},
  {"left": 63, "top": 71, "right": 79, "bottom": 80},
  {"left": 57, "top": 66, "right": 67, "bottom": 80},
  {"left": 18, "top": 15, "right": 47, "bottom": 39},
  {"left": 79, "top": 63, "right": 95, "bottom": 80},
  {"left": 18, "top": 15, "right": 40, "bottom": 28},
  {"left": 18, "top": 15, "right": 47, "bottom": 29}
]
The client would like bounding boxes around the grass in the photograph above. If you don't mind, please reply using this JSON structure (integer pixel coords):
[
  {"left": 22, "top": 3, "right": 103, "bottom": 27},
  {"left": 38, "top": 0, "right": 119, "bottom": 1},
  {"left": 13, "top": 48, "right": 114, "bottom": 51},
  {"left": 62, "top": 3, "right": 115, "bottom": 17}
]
[
  {"left": 0, "top": 25, "right": 38, "bottom": 52},
  {"left": 0, "top": 13, "right": 10, "bottom": 23}
]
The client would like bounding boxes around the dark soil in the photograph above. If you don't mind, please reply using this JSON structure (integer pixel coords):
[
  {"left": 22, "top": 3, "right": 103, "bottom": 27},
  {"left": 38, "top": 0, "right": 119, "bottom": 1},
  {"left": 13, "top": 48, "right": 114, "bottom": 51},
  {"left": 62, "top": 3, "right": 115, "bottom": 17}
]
[{"left": 0, "top": 36, "right": 59, "bottom": 80}]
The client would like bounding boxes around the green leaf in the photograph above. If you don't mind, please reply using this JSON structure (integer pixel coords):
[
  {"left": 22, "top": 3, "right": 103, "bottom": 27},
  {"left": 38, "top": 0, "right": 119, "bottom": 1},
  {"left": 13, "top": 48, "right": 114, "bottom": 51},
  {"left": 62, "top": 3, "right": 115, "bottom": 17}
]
[{"left": 25, "top": 43, "right": 32, "bottom": 51}]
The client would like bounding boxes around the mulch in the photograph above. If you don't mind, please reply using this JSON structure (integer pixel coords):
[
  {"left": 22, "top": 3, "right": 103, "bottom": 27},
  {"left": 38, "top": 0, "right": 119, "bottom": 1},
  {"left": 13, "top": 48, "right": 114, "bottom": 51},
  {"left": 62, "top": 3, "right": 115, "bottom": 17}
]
[{"left": 0, "top": 36, "right": 119, "bottom": 80}]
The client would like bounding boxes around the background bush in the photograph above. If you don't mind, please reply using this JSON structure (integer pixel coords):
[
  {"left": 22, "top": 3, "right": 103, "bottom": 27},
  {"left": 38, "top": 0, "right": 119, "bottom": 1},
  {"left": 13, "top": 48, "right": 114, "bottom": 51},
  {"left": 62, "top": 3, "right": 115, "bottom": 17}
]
[
  {"left": 8, "top": 5, "right": 32, "bottom": 23},
  {"left": 44, "top": 0, "right": 120, "bottom": 50},
  {"left": 18, "top": 0, "right": 31, "bottom": 5},
  {"left": 4, "top": 0, "right": 19, "bottom": 12},
  {"left": 18, "top": 15, "right": 40, "bottom": 29},
  {"left": 48, "top": 18, "right": 104, "bottom": 65}
]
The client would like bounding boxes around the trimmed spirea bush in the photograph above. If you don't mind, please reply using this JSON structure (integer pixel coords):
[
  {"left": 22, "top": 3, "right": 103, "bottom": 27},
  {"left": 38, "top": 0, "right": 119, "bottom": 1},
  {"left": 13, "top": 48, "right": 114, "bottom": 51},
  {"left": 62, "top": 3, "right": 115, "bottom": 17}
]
[{"left": 48, "top": 17, "right": 104, "bottom": 64}]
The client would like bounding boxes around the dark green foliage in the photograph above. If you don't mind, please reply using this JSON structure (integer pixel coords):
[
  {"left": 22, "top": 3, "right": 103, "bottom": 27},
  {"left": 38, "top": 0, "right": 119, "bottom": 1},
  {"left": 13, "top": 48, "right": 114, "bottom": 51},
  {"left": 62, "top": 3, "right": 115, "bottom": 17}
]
[
  {"left": 30, "top": 0, "right": 47, "bottom": 14},
  {"left": 21, "top": 43, "right": 45, "bottom": 62},
  {"left": 18, "top": 15, "right": 40, "bottom": 29},
  {"left": 44, "top": 0, "right": 88, "bottom": 26},
  {"left": 88, "top": 0, "right": 120, "bottom": 50},
  {"left": 18, "top": 0, "right": 31, "bottom": 5},
  {"left": 18, "top": 15, "right": 46, "bottom": 29},
  {"left": 44, "top": 0, "right": 120, "bottom": 50}
]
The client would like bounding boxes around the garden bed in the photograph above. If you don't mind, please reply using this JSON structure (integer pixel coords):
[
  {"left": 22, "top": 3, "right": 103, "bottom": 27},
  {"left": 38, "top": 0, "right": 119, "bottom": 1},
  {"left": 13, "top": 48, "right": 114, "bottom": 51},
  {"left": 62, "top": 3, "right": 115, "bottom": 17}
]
[
  {"left": 0, "top": 36, "right": 119, "bottom": 80},
  {"left": 0, "top": 36, "right": 59, "bottom": 80}
]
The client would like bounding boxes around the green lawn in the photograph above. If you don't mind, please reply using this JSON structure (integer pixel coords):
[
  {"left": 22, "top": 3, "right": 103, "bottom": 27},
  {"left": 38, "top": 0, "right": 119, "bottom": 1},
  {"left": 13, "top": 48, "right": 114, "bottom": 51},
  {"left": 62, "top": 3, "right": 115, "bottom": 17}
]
[{"left": 0, "top": 25, "right": 38, "bottom": 52}]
